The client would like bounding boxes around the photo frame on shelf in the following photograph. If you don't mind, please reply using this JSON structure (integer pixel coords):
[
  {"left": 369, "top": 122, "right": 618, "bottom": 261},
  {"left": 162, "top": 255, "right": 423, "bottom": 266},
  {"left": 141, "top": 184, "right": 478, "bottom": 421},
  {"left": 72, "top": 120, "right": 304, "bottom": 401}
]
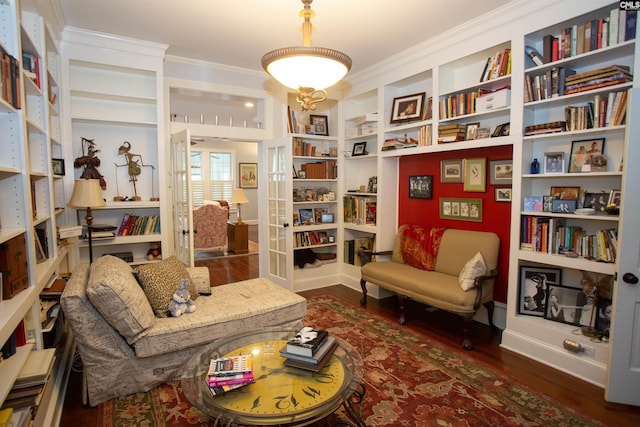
[
  {"left": 52, "top": 158, "right": 65, "bottom": 175},
  {"left": 320, "top": 213, "right": 334, "bottom": 224},
  {"left": 390, "top": 92, "right": 425, "bottom": 123},
  {"left": 495, "top": 188, "right": 512, "bottom": 202},
  {"left": 475, "top": 126, "right": 491, "bottom": 139},
  {"left": 569, "top": 138, "right": 605, "bottom": 173},
  {"left": 440, "top": 159, "right": 463, "bottom": 183},
  {"left": 543, "top": 152, "right": 565, "bottom": 174},
  {"left": 492, "top": 122, "right": 509, "bottom": 137},
  {"left": 352, "top": 141, "right": 367, "bottom": 156},
  {"left": 596, "top": 298, "right": 612, "bottom": 339},
  {"left": 463, "top": 158, "right": 486, "bottom": 192},
  {"left": 314, "top": 208, "right": 328, "bottom": 224},
  {"left": 518, "top": 266, "right": 561, "bottom": 317},
  {"left": 542, "top": 195, "right": 555, "bottom": 212},
  {"left": 550, "top": 186, "right": 580, "bottom": 200},
  {"left": 608, "top": 189, "right": 621, "bottom": 207},
  {"left": 489, "top": 159, "right": 512, "bottom": 185},
  {"left": 309, "top": 114, "right": 329, "bottom": 136},
  {"left": 465, "top": 122, "right": 480, "bottom": 140},
  {"left": 583, "top": 192, "right": 609, "bottom": 210},
  {"left": 239, "top": 163, "right": 258, "bottom": 188},
  {"left": 298, "top": 208, "right": 314, "bottom": 225},
  {"left": 409, "top": 175, "right": 433, "bottom": 199},
  {"left": 440, "top": 197, "right": 482, "bottom": 221},
  {"left": 551, "top": 199, "right": 576, "bottom": 213},
  {"left": 545, "top": 283, "right": 584, "bottom": 326}
]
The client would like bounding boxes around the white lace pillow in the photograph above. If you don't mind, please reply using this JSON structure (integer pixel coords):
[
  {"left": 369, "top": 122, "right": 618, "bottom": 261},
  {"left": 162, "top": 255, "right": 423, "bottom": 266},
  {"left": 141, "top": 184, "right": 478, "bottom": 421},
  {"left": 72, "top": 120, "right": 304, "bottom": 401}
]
[{"left": 459, "top": 252, "right": 487, "bottom": 291}]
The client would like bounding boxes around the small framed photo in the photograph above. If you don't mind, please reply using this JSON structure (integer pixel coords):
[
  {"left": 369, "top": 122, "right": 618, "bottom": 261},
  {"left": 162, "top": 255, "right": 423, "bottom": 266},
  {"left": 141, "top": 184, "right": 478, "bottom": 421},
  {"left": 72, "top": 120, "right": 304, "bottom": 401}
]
[
  {"left": 463, "top": 157, "right": 486, "bottom": 192},
  {"left": 492, "top": 122, "right": 510, "bottom": 137},
  {"left": 352, "top": 141, "right": 367, "bottom": 156},
  {"left": 495, "top": 188, "right": 512, "bottom": 202},
  {"left": 569, "top": 138, "right": 605, "bottom": 173},
  {"left": 518, "top": 266, "right": 562, "bottom": 317},
  {"left": 523, "top": 196, "right": 543, "bottom": 212},
  {"left": 550, "top": 186, "right": 580, "bottom": 200},
  {"left": 239, "top": 162, "right": 258, "bottom": 188},
  {"left": 314, "top": 208, "right": 328, "bottom": 224},
  {"left": 310, "top": 114, "right": 329, "bottom": 136},
  {"left": 390, "top": 92, "right": 425, "bottom": 123},
  {"left": 320, "top": 213, "right": 334, "bottom": 224},
  {"left": 52, "top": 158, "right": 65, "bottom": 176},
  {"left": 409, "top": 175, "right": 433, "bottom": 199},
  {"left": 440, "top": 159, "right": 463, "bottom": 183},
  {"left": 583, "top": 192, "right": 608, "bottom": 210},
  {"left": 299, "top": 208, "right": 314, "bottom": 225},
  {"left": 551, "top": 199, "right": 577, "bottom": 213},
  {"left": 543, "top": 152, "right": 565, "bottom": 174},
  {"left": 542, "top": 195, "right": 555, "bottom": 212},
  {"left": 440, "top": 197, "right": 482, "bottom": 221},
  {"left": 545, "top": 284, "right": 584, "bottom": 326},
  {"left": 475, "top": 126, "right": 491, "bottom": 139},
  {"left": 489, "top": 159, "right": 512, "bottom": 185},
  {"left": 608, "top": 189, "right": 621, "bottom": 206},
  {"left": 465, "top": 122, "right": 480, "bottom": 140}
]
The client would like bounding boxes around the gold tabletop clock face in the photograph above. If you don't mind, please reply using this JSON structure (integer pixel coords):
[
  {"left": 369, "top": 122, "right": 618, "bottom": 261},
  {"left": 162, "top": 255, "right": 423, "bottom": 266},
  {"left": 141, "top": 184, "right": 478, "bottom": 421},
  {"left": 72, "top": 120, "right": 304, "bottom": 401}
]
[{"left": 211, "top": 340, "right": 345, "bottom": 416}]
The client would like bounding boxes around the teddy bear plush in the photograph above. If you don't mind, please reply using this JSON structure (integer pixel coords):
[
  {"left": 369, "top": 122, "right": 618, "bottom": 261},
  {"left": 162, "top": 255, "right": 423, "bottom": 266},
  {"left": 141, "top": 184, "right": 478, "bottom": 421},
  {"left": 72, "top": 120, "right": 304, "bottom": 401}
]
[
  {"left": 146, "top": 243, "right": 162, "bottom": 261},
  {"left": 168, "top": 278, "right": 196, "bottom": 317}
]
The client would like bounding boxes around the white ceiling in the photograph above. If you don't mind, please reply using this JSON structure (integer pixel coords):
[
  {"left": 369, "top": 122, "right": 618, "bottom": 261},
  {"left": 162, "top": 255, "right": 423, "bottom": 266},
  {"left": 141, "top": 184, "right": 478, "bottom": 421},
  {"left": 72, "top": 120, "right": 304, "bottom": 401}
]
[{"left": 57, "top": 0, "right": 514, "bottom": 76}]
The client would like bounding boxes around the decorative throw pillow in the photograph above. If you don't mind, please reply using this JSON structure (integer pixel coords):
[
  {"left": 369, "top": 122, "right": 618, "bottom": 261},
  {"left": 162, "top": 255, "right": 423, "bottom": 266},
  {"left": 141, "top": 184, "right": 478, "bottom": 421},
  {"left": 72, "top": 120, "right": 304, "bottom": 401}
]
[
  {"left": 459, "top": 252, "right": 487, "bottom": 291},
  {"left": 135, "top": 256, "right": 198, "bottom": 316}
]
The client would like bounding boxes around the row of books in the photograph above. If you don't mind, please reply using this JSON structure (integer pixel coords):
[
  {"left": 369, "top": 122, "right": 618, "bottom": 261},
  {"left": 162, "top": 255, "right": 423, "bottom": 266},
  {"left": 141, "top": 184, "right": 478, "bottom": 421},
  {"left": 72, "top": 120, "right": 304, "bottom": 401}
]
[
  {"left": 294, "top": 231, "right": 330, "bottom": 248},
  {"left": 206, "top": 354, "right": 254, "bottom": 396},
  {"left": 564, "top": 90, "right": 627, "bottom": 131},
  {"left": 22, "top": 52, "right": 41, "bottom": 90},
  {"left": 564, "top": 65, "right": 632, "bottom": 95},
  {"left": 343, "top": 196, "right": 376, "bottom": 225},
  {"left": 292, "top": 137, "right": 337, "bottom": 157},
  {"left": 520, "top": 216, "right": 617, "bottom": 262},
  {"left": 298, "top": 160, "right": 337, "bottom": 179},
  {"left": 0, "top": 46, "right": 21, "bottom": 109},
  {"left": 344, "top": 236, "right": 374, "bottom": 267},
  {"left": 479, "top": 48, "right": 511, "bottom": 82},
  {"left": 1, "top": 348, "right": 55, "bottom": 413},
  {"left": 438, "top": 89, "right": 490, "bottom": 119},
  {"left": 116, "top": 214, "right": 161, "bottom": 236},
  {"left": 539, "top": 8, "right": 636, "bottom": 64},
  {"left": 279, "top": 327, "right": 338, "bottom": 372},
  {"left": 524, "top": 66, "right": 576, "bottom": 101},
  {"left": 382, "top": 136, "right": 417, "bottom": 150},
  {"left": 0, "top": 407, "right": 31, "bottom": 427}
]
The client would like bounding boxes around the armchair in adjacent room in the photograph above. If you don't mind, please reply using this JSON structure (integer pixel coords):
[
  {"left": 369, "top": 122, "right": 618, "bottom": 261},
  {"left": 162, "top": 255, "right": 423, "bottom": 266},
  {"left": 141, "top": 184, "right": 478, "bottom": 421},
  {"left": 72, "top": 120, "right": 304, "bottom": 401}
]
[{"left": 193, "top": 200, "right": 229, "bottom": 253}]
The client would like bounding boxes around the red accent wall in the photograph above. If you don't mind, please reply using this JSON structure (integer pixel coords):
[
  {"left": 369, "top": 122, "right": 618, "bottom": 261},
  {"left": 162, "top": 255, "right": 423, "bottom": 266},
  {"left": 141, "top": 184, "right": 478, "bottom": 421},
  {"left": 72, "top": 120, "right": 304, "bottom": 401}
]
[{"left": 397, "top": 145, "right": 512, "bottom": 303}]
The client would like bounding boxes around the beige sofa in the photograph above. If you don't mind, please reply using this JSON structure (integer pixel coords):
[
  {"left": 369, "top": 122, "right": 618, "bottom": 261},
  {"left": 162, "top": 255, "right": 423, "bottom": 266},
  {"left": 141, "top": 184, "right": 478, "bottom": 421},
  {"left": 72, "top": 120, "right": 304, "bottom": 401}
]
[
  {"left": 61, "top": 255, "right": 306, "bottom": 406},
  {"left": 360, "top": 225, "right": 500, "bottom": 350}
]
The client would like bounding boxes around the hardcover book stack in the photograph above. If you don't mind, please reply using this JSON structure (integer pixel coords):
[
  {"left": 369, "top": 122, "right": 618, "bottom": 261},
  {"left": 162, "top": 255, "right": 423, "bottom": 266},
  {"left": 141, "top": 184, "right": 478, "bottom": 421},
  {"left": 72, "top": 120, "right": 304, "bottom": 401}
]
[
  {"left": 437, "top": 124, "right": 466, "bottom": 143},
  {"left": 563, "top": 65, "right": 632, "bottom": 95},
  {"left": 280, "top": 327, "right": 338, "bottom": 372},
  {"left": 206, "top": 354, "right": 254, "bottom": 396}
]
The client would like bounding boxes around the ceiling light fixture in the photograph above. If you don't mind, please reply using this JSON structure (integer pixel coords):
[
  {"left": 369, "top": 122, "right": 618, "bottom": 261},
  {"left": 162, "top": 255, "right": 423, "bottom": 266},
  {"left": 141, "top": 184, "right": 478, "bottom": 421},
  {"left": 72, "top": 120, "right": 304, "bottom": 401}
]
[{"left": 261, "top": 0, "right": 352, "bottom": 111}]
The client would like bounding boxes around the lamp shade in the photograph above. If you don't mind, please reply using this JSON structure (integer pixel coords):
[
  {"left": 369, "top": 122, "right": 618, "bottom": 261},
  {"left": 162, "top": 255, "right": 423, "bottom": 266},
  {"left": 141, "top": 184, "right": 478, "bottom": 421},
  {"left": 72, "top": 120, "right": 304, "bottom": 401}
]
[
  {"left": 230, "top": 188, "right": 249, "bottom": 205},
  {"left": 68, "top": 179, "right": 106, "bottom": 209}
]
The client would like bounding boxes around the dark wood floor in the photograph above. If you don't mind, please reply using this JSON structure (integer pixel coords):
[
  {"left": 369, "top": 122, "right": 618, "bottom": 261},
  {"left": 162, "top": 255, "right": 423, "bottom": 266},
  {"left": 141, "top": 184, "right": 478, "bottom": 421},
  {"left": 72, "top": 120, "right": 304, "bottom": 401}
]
[{"left": 60, "top": 249, "right": 640, "bottom": 427}]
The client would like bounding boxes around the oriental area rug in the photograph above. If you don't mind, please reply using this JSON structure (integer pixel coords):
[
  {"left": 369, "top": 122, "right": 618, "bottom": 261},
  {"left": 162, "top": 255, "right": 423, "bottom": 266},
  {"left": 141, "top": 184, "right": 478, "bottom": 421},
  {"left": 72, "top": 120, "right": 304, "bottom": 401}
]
[{"left": 97, "top": 294, "right": 602, "bottom": 427}]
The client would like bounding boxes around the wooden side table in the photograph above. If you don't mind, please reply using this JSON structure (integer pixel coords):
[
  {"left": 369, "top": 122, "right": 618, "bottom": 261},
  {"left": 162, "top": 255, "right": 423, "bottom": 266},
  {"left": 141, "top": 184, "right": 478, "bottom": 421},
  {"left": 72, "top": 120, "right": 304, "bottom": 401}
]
[{"left": 227, "top": 222, "right": 249, "bottom": 254}]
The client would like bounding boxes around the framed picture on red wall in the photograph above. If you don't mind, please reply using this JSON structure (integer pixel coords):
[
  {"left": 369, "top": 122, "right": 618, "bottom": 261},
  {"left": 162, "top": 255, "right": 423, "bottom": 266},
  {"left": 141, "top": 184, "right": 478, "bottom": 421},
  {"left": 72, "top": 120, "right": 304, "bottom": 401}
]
[
  {"left": 440, "top": 159, "right": 463, "bottom": 183},
  {"left": 409, "top": 175, "right": 432, "bottom": 199},
  {"left": 463, "top": 158, "right": 486, "bottom": 192}
]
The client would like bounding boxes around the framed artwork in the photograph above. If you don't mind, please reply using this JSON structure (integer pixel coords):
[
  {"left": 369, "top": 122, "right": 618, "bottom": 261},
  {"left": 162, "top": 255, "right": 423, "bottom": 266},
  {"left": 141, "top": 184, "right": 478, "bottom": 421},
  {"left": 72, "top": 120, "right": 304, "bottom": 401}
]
[
  {"left": 239, "top": 162, "right": 258, "bottom": 188},
  {"left": 440, "top": 197, "right": 482, "bottom": 221},
  {"left": 313, "top": 208, "right": 328, "bottom": 224},
  {"left": 409, "top": 175, "right": 433, "bottom": 199},
  {"left": 545, "top": 283, "right": 585, "bottom": 326},
  {"left": 492, "top": 122, "right": 510, "bottom": 137},
  {"left": 52, "top": 158, "right": 65, "bottom": 175},
  {"left": 583, "top": 192, "right": 609, "bottom": 210},
  {"left": 569, "top": 138, "right": 605, "bottom": 173},
  {"left": 298, "top": 208, "right": 314, "bottom": 225},
  {"left": 596, "top": 298, "right": 612, "bottom": 339},
  {"left": 390, "top": 92, "right": 425, "bottom": 123},
  {"left": 551, "top": 199, "right": 576, "bottom": 213},
  {"left": 352, "top": 141, "right": 367, "bottom": 156},
  {"left": 550, "top": 186, "right": 580, "bottom": 200},
  {"left": 543, "top": 152, "right": 565, "bottom": 174},
  {"left": 422, "top": 96, "right": 433, "bottom": 120},
  {"left": 320, "top": 213, "right": 334, "bottom": 223},
  {"left": 495, "top": 188, "right": 512, "bottom": 202},
  {"left": 463, "top": 157, "right": 486, "bottom": 192},
  {"left": 542, "top": 195, "right": 555, "bottom": 212},
  {"left": 310, "top": 114, "right": 329, "bottom": 136},
  {"left": 523, "top": 196, "right": 542, "bottom": 212},
  {"left": 518, "top": 266, "right": 561, "bottom": 317},
  {"left": 475, "top": 126, "right": 491, "bottom": 139},
  {"left": 465, "top": 122, "right": 480, "bottom": 140},
  {"left": 489, "top": 159, "right": 512, "bottom": 185},
  {"left": 608, "top": 189, "right": 621, "bottom": 206},
  {"left": 440, "top": 159, "right": 463, "bottom": 183}
]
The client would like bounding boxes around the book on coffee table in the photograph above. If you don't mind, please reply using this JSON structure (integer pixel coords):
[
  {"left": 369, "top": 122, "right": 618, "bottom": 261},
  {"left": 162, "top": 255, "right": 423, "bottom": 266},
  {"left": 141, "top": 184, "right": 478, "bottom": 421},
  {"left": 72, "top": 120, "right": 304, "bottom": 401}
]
[
  {"left": 283, "top": 339, "right": 339, "bottom": 372},
  {"left": 285, "top": 327, "right": 329, "bottom": 357}
]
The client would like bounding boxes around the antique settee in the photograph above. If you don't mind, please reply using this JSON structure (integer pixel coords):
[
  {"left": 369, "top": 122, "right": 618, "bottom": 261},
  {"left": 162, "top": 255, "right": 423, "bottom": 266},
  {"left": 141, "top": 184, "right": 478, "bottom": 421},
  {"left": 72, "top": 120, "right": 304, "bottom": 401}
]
[
  {"left": 193, "top": 200, "right": 229, "bottom": 253},
  {"left": 360, "top": 225, "right": 500, "bottom": 350},
  {"left": 60, "top": 255, "right": 306, "bottom": 406}
]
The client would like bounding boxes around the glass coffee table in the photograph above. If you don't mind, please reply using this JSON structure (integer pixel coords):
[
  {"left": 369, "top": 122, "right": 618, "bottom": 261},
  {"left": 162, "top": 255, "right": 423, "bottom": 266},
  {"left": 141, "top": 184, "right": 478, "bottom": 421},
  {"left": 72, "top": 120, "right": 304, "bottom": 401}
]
[{"left": 181, "top": 327, "right": 366, "bottom": 426}]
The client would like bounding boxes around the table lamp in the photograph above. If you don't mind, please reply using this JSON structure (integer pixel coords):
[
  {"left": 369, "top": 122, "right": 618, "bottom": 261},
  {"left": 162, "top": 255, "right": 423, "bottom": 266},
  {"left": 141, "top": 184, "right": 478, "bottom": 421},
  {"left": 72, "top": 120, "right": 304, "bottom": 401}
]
[
  {"left": 230, "top": 188, "right": 249, "bottom": 224},
  {"left": 68, "top": 179, "right": 106, "bottom": 263}
]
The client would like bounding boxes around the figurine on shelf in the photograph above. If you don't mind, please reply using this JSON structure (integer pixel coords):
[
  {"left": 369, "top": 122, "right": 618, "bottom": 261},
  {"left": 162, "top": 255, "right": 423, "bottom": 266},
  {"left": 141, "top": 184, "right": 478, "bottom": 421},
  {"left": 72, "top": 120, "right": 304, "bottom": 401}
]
[
  {"left": 74, "top": 137, "right": 106, "bottom": 190},
  {"left": 115, "top": 141, "right": 155, "bottom": 201},
  {"left": 146, "top": 243, "right": 162, "bottom": 261}
]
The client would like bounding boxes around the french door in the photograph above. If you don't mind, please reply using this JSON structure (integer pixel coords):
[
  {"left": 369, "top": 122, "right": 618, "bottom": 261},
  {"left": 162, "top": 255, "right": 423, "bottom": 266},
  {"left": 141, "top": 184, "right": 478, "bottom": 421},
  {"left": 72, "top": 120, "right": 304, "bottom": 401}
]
[{"left": 170, "top": 129, "right": 195, "bottom": 266}]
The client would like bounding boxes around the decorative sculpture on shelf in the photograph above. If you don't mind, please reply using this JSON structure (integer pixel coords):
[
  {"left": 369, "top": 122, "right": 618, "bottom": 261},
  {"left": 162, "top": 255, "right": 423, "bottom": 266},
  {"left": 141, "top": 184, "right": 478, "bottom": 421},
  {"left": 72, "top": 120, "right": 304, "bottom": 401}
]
[
  {"left": 74, "top": 137, "right": 106, "bottom": 190},
  {"left": 115, "top": 141, "right": 155, "bottom": 201}
]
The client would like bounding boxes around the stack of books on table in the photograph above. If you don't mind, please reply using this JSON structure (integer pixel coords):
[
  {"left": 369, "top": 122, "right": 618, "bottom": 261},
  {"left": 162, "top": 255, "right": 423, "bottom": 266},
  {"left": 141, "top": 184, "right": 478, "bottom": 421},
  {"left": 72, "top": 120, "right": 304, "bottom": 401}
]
[
  {"left": 280, "top": 327, "right": 338, "bottom": 372},
  {"left": 206, "top": 354, "right": 254, "bottom": 396}
]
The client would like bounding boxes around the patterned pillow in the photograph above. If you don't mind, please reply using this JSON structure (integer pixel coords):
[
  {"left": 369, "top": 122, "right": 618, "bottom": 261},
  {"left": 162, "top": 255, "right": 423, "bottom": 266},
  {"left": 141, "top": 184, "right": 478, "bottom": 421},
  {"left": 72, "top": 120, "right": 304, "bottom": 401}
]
[
  {"left": 135, "top": 256, "right": 198, "bottom": 317},
  {"left": 458, "top": 252, "right": 487, "bottom": 291}
]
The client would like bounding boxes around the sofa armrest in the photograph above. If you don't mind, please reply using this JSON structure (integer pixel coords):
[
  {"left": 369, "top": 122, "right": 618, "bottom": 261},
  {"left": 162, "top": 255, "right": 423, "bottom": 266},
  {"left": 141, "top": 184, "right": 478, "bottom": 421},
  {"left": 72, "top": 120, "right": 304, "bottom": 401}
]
[
  {"left": 187, "top": 266, "right": 211, "bottom": 295},
  {"left": 472, "top": 269, "right": 498, "bottom": 309}
]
